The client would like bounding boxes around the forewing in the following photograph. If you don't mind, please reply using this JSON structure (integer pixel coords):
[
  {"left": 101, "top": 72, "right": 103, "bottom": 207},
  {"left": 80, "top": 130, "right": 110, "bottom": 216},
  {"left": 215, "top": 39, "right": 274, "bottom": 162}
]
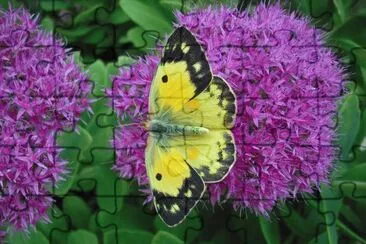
[
  {"left": 175, "top": 76, "right": 237, "bottom": 129},
  {"left": 148, "top": 27, "right": 212, "bottom": 115}
]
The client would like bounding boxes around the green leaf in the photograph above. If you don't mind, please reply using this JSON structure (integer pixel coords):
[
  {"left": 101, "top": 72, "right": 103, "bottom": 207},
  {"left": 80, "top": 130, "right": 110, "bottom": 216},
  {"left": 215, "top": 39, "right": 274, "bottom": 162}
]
[
  {"left": 340, "top": 163, "right": 366, "bottom": 181},
  {"left": 293, "top": 0, "right": 311, "bottom": 15},
  {"left": 88, "top": 60, "right": 109, "bottom": 96},
  {"left": 333, "top": 140, "right": 366, "bottom": 192},
  {"left": 127, "top": 27, "right": 146, "bottom": 47},
  {"left": 226, "top": 212, "right": 267, "bottom": 243},
  {"left": 74, "top": 4, "right": 103, "bottom": 25},
  {"left": 83, "top": 28, "right": 106, "bottom": 44},
  {"left": 97, "top": 201, "right": 154, "bottom": 231},
  {"left": 320, "top": 185, "right": 343, "bottom": 244},
  {"left": 280, "top": 208, "right": 307, "bottom": 237},
  {"left": 154, "top": 209, "right": 201, "bottom": 243},
  {"left": 333, "top": 180, "right": 366, "bottom": 199},
  {"left": 330, "top": 15, "right": 366, "bottom": 47},
  {"left": 6, "top": 229, "right": 49, "bottom": 244},
  {"left": 37, "top": 207, "right": 68, "bottom": 244},
  {"left": 337, "top": 219, "right": 366, "bottom": 244},
  {"left": 338, "top": 94, "right": 360, "bottom": 158},
  {"left": 63, "top": 196, "right": 92, "bottom": 229},
  {"left": 96, "top": 7, "right": 130, "bottom": 24},
  {"left": 352, "top": 48, "right": 366, "bottom": 73},
  {"left": 88, "top": 213, "right": 99, "bottom": 232},
  {"left": 57, "top": 126, "right": 93, "bottom": 162},
  {"left": 72, "top": 51, "right": 84, "bottom": 67},
  {"left": 152, "top": 231, "right": 184, "bottom": 244},
  {"left": 124, "top": 27, "right": 159, "bottom": 50},
  {"left": 339, "top": 204, "right": 366, "bottom": 232},
  {"left": 40, "top": 0, "right": 71, "bottom": 11},
  {"left": 160, "top": 0, "right": 185, "bottom": 10},
  {"left": 115, "top": 56, "right": 136, "bottom": 67},
  {"left": 81, "top": 110, "right": 114, "bottom": 163},
  {"left": 279, "top": 204, "right": 316, "bottom": 240},
  {"left": 333, "top": 0, "right": 352, "bottom": 23},
  {"left": 354, "top": 199, "right": 366, "bottom": 229},
  {"left": 104, "top": 229, "right": 153, "bottom": 244},
  {"left": 259, "top": 217, "right": 281, "bottom": 244},
  {"left": 57, "top": 26, "right": 94, "bottom": 40},
  {"left": 209, "top": 230, "right": 234, "bottom": 244},
  {"left": 67, "top": 230, "right": 98, "bottom": 244},
  {"left": 0, "top": 0, "right": 12, "bottom": 8},
  {"left": 96, "top": 164, "right": 129, "bottom": 213},
  {"left": 308, "top": 231, "right": 329, "bottom": 244},
  {"left": 159, "top": 0, "right": 183, "bottom": 20},
  {"left": 41, "top": 16, "right": 54, "bottom": 32},
  {"left": 57, "top": 125, "right": 93, "bottom": 163},
  {"left": 120, "top": 0, "right": 172, "bottom": 36},
  {"left": 310, "top": 0, "right": 329, "bottom": 16}
]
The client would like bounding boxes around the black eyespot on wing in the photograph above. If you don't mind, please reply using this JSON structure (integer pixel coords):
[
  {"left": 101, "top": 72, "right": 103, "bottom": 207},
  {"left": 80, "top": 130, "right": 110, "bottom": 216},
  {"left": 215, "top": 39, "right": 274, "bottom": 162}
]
[
  {"left": 156, "top": 173, "right": 162, "bottom": 181},
  {"left": 153, "top": 162, "right": 204, "bottom": 227},
  {"left": 161, "top": 26, "right": 212, "bottom": 99},
  {"left": 162, "top": 75, "right": 168, "bottom": 83}
]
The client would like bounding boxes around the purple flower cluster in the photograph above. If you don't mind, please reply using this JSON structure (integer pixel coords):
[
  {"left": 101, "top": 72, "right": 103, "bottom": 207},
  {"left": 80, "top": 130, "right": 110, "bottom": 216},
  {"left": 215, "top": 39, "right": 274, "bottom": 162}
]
[
  {"left": 109, "top": 4, "right": 344, "bottom": 214},
  {"left": 0, "top": 7, "right": 90, "bottom": 232}
]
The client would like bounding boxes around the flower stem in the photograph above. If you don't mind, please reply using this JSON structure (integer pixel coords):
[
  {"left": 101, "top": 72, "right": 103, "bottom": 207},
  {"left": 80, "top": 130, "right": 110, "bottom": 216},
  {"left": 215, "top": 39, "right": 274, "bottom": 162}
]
[{"left": 336, "top": 219, "right": 366, "bottom": 244}]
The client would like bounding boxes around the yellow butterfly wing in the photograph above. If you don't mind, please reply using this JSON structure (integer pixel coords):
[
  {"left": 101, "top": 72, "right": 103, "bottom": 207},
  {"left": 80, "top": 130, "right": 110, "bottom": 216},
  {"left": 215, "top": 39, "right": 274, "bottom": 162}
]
[
  {"left": 145, "top": 26, "right": 237, "bottom": 226},
  {"left": 145, "top": 137, "right": 205, "bottom": 227},
  {"left": 171, "top": 76, "right": 237, "bottom": 182},
  {"left": 171, "top": 130, "right": 236, "bottom": 183},
  {"left": 148, "top": 26, "right": 212, "bottom": 116},
  {"left": 176, "top": 75, "right": 237, "bottom": 129}
]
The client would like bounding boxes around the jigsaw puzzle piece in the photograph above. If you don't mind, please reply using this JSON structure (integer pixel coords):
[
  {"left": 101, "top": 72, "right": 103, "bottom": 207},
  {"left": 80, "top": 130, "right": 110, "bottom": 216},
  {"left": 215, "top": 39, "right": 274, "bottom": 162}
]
[
  {"left": 36, "top": 1, "right": 115, "bottom": 65},
  {"left": 62, "top": 195, "right": 92, "bottom": 230},
  {"left": 93, "top": 0, "right": 177, "bottom": 63},
  {"left": 226, "top": 212, "right": 267, "bottom": 243},
  {"left": 334, "top": 162, "right": 366, "bottom": 199},
  {"left": 37, "top": 204, "right": 70, "bottom": 244},
  {"left": 275, "top": 200, "right": 325, "bottom": 243},
  {"left": 300, "top": 186, "right": 342, "bottom": 243},
  {"left": 344, "top": 47, "right": 366, "bottom": 97},
  {"left": 337, "top": 92, "right": 363, "bottom": 162},
  {"left": 94, "top": 179, "right": 155, "bottom": 244}
]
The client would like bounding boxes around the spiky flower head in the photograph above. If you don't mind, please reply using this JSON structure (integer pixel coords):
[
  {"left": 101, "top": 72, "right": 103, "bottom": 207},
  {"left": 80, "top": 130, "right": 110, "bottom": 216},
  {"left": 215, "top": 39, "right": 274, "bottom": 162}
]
[
  {"left": 109, "top": 4, "right": 344, "bottom": 214},
  {"left": 0, "top": 7, "right": 91, "bottom": 234}
]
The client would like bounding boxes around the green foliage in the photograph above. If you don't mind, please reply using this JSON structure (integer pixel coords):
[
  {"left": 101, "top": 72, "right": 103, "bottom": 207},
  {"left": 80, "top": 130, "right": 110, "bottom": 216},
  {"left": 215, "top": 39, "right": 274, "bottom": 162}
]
[
  {"left": 1, "top": 0, "right": 366, "bottom": 243},
  {"left": 103, "top": 229, "right": 154, "bottom": 244},
  {"left": 338, "top": 94, "right": 360, "bottom": 158},
  {"left": 6, "top": 230, "right": 49, "bottom": 244},
  {"left": 259, "top": 217, "right": 280, "bottom": 244},
  {"left": 63, "top": 196, "right": 93, "bottom": 229},
  {"left": 152, "top": 231, "right": 184, "bottom": 244},
  {"left": 67, "top": 230, "right": 98, "bottom": 244}
]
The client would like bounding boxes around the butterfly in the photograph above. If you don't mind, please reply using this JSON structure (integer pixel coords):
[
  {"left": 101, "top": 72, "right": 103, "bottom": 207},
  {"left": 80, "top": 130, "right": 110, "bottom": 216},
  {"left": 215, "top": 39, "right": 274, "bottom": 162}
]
[{"left": 145, "top": 26, "right": 237, "bottom": 227}]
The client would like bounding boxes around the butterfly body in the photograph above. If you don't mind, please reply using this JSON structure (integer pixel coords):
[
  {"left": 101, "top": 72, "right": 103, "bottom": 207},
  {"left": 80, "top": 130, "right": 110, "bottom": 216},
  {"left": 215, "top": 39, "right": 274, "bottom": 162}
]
[
  {"left": 144, "top": 27, "right": 237, "bottom": 227},
  {"left": 148, "top": 119, "right": 209, "bottom": 136}
]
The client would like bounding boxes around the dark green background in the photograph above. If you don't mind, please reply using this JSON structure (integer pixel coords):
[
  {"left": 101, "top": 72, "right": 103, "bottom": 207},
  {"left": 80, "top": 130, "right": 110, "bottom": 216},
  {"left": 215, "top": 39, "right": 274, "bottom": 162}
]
[{"left": 1, "top": 0, "right": 366, "bottom": 243}]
